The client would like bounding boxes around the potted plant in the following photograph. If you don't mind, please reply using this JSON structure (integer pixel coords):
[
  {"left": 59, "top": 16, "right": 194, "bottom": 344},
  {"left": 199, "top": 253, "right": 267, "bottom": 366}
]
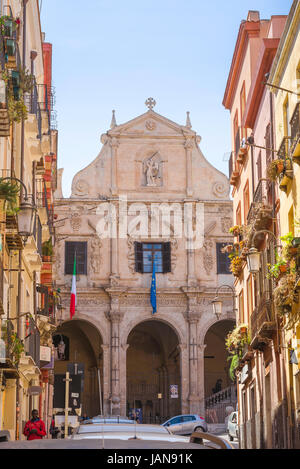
[
  {"left": 2, "top": 67, "right": 34, "bottom": 123},
  {"left": 229, "top": 225, "right": 242, "bottom": 237},
  {"left": 267, "top": 159, "right": 285, "bottom": 181},
  {"left": 273, "top": 272, "right": 297, "bottom": 316},
  {"left": 267, "top": 256, "right": 288, "bottom": 279},
  {"left": 42, "top": 238, "right": 53, "bottom": 261},
  {"left": 281, "top": 232, "right": 299, "bottom": 260},
  {"left": 229, "top": 255, "right": 243, "bottom": 277}
]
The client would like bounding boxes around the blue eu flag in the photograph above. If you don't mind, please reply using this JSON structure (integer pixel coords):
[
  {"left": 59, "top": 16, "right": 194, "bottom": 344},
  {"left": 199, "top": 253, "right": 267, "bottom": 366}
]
[{"left": 150, "top": 258, "right": 157, "bottom": 314}]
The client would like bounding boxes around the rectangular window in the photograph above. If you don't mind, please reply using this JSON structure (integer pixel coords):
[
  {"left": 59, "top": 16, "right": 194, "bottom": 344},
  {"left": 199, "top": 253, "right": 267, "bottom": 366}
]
[
  {"left": 256, "top": 151, "right": 262, "bottom": 182},
  {"left": 216, "top": 243, "right": 231, "bottom": 274},
  {"left": 236, "top": 202, "right": 242, "bottom": 227},
  {"left": 240, "top": 82, "right": 246, "bottom": 139},
  {"left": 243, "top": 180, "right": 250, "bottom": 222},
  {"left": 135, "top": 242, "right": 171, "bottom": 273},
  {"left": 65, "top": 241, "right": 87, "bottom": 275}
]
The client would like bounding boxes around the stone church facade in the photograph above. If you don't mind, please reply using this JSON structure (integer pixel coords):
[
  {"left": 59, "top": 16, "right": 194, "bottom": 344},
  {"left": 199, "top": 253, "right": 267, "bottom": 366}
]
[{"left": 53, "top": 100, "right": 234, "bottom": 419}]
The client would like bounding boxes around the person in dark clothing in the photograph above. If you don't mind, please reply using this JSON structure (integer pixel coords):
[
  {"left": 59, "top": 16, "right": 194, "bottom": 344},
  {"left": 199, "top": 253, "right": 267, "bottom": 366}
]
[
  {"left": 212, "top": 378, "right": 222, "bottom": 394},
  {"left": 49, "top": 415, "right": 60, "bottom": 439},
  {"left": 23, "top": 409, "right": 46, "bottom": 441}
]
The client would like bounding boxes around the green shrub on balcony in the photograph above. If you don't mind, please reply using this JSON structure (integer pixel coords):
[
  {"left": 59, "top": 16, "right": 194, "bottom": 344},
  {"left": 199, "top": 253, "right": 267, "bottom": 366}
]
[
  {"left": 0, "top": 15, "right": 20, "bottom": 37},
  {"left": 273, "top": 272, "right": 297, "bottom": 317},
  {"left": 2, "top": 68, "right": 34, "bottom": 122},
  {"left": 0, "top": 178, "right": 19, "bottom": 214}
]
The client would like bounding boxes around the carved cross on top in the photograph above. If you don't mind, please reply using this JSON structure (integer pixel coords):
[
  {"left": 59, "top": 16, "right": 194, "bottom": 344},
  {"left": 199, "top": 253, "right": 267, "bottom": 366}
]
[{"left": 145, "top": 97, "right": 156, "bottom": 110}]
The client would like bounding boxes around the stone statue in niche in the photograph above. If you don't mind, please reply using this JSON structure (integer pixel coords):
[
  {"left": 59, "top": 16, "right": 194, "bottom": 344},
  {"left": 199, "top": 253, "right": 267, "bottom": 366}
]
[{"left": 142, "top": 152, "right": 162, "bottom": 187}]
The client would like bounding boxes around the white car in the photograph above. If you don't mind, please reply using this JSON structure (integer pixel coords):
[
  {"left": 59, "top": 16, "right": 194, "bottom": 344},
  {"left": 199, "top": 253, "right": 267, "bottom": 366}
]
[
  {"left": 71, "top": 423, "right": 191, "bottom": 443},
  {"left": 227, "top": 411, "right": 239, "bottom": 441}
]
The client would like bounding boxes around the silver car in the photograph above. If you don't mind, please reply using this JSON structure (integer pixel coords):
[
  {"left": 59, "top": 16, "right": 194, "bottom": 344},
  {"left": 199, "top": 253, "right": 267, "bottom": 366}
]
[
  {"left": 162, "top": 414, "right": 208, "bottom": 435},
  {"left": 84, "top": 415, "right": 134, "bottom": 424}
]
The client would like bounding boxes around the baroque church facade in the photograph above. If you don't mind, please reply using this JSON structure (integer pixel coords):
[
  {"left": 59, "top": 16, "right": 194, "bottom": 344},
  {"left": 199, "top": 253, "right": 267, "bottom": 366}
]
[{"left": 53, "top": 100, "right": 235, "bottom": 420}]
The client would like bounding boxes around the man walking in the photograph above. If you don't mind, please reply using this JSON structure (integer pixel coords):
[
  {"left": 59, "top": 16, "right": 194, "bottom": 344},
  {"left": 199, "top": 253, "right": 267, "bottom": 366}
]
[{"left": 23, "top": 409, "right": 46, "bottom": 441}]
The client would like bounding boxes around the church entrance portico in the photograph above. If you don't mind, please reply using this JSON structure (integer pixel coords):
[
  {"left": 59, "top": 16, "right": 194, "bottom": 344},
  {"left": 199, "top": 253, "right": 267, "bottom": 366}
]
[{"left": 126, "top": 319, "right": 181, "bottom": 423}]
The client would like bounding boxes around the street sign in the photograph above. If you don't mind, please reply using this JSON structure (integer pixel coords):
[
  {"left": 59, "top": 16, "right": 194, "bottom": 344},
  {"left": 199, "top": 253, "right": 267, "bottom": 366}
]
[{"left": 53, "top": 374, "right": 81, "bottom": 409}]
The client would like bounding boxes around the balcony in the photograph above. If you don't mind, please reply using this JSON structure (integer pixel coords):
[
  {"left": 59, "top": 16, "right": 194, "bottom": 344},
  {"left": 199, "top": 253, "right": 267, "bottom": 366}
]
[
  {"left": 290, "top": 102, "right": 300, "bottom": 161},
  {"left": 35, "top": 178, "right": 54, "bottom": 237},
  {"left": 205, "top": 386, "right": 237, "bottom": 424},
  {"left": 36, "top": 284, "right": 56, "bottom": 326},
  {"left": 247, "top": 178, "right": 273, "bottom": 232},
  {"left": 250, "top": 294, "right": 276, "bottom": 350},
  {"left": 24, "top": 315, "right": 40, "bottom": 368},
  {"left": 229, "top": 152, "right": 240, "bottom": 186}
]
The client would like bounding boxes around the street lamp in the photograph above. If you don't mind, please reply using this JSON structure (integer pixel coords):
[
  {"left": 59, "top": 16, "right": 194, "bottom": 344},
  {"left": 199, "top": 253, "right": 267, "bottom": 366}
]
[
  {"left": 246, "top": 230, "right": 279, "bottom": 275},
  {"left": 212, "top": 284, "right": 237, "bottom": 320},
  {"left": 1, "top": 177, "right": 36, "bottom": 243}
]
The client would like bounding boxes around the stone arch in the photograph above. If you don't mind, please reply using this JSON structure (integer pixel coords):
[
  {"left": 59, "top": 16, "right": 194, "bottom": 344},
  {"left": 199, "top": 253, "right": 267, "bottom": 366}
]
[
  {"left": 121, "top": 313, "right": 185, "bottom": 348},
  {"left": 198, "top": 311, "right": 236, "bottom": 346},
  {"left": 125, "top": 317, "right": 182, "bottom": 422},
  {"left": 53, "top": 318, "right": 104, "bottom": 417}
]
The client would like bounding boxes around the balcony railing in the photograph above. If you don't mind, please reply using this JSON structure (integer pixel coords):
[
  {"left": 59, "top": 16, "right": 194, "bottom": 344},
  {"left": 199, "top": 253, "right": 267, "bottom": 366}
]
[
  {"left": 32, "top": 213, "right": 42, "bottom": 256},
  {"left": 290, "top": 102, "right": 300, "bottom": 156},
  {"left": 247, "top": 178, "right": 273, "bottom": 226},
  {"left": 277, "top": 136, "right": 289, "bottom": 159},
  {"left": 35, "top": 178, "right": 54, "bottom": 235},
  {"left": 36, "top": 284, "right": 56, "bottom": 325},
  {"left": 250, "top": 293, "right": 275, "bottom": 345},
  {"left": 205, "top": 386, "right": 237, "bottom": 424}
]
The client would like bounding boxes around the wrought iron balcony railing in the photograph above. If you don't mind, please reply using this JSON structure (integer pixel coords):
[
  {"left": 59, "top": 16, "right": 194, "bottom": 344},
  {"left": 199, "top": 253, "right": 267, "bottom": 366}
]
[
  {"left": 250, "top": 292, "right": 275, "bottom": 348},
  {"left": 247, "top": 178, "right": 273, "bottom": 228},
  {"left": 36, "top": 284, "right": 56, "bottom": 325},
  {"left": 290, "top": 102, "right": 300, "bottom": 156}
]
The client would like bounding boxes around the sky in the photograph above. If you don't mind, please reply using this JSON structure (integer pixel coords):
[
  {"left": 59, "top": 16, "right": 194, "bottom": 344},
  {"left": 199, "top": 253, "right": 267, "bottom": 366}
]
[{"left": 40, "top": 0, "right": 291, "bottom": 197}]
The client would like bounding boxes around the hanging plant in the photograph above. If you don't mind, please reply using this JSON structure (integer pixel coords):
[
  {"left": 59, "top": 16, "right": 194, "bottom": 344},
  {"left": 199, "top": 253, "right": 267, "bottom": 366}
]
[
  {"left": 267, "top": 159, "right": 285, "bottom": 181},
  {"left": 225, "top": 324, "right": 250, "bottom": 353},
  {"left": 230, "top": 255, "right": 243, "bottom": 276},
  {"left": 0, "top": 15, "right": 20, "bottom": 37},
  {"left": 227, "top": 354, "right": 240, "bottom": 381},
  {"left": 42, "top": 238, "right": 53, "bottom": 257},
  {"left": 267, "top": 257, "right": 288, "bottom": 279},
  {"left": 229, "top": 225, "right": 242, "bottom": 236},
  {"left": 273, "top": 272, "right": 297, "bottom": 316},
  {"left": 0, "top": 178, "right": 19, "bottom": 214}
]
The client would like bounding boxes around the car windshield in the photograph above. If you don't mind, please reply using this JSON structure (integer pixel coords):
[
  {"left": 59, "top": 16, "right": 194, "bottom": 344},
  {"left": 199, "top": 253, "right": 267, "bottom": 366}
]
[{"left": 78, "top": 424, "right": 169, "bottom": 434}]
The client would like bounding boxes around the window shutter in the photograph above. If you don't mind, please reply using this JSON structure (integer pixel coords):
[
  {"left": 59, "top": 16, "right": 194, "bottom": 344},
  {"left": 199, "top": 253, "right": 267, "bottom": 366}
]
[
  {"left": 162, "top": 242, "right": 171, "bottom": 273},
  {"left": 65, "top": 241, "right": 87, "bottom": 275},
  {"left": 134, "top": 242, "right": 143, "bottom": 273},
  {"left": 216, "top": 243, "right": 231, "bottom": 274}
]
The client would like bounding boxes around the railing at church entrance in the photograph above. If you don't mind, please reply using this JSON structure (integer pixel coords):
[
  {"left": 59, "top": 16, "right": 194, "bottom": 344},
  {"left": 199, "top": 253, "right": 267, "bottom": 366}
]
[{"left": 205, "top": 385, "right": 237, "bottom": 424}]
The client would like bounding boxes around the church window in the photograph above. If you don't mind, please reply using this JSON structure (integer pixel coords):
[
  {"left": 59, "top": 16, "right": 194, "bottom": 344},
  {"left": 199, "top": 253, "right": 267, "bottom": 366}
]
[
  {"left": 65, "top": 241, "right": 87, "bottom": 275},
  {"left": 134, "top": 242, "right": 171, "bottom": 273}
]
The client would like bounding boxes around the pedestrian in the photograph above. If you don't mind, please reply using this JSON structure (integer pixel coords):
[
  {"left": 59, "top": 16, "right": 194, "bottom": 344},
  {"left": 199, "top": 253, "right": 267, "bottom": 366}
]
[
  {"left": 23, "top": 409, "right": 46, "bottom": 441},
  {"left": 49, "top": 415, "right": 60, "bottom": 439}
]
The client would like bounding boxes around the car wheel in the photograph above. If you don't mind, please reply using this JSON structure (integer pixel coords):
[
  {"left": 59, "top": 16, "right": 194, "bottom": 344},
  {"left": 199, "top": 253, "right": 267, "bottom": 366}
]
[{"left": 194, "top": 426, "right": 205, "bottom": 433}]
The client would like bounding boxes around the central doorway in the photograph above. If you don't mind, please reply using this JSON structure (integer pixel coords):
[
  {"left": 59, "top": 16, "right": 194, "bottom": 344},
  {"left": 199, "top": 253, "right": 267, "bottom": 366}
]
[{"left": 126, "top": 319, "right": 180, "bottom": 423}]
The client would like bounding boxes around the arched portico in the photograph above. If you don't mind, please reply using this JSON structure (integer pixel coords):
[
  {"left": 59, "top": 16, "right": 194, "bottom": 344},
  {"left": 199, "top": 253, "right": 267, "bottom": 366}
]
[
  {"left": 53, "top": 319, "right": 104, "bottom": 418},
  {"left": 125, "top": 318, "right": 182, "bottom": 423}
]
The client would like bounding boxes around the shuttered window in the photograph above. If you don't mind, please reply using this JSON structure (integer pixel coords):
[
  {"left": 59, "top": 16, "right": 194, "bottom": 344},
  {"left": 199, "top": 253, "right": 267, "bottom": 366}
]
[
  {"left": 216, "top": 243, "right": 231, "bottom": 274},
  {"left": 134, "top": 242, "right": 171, "bottom": 273},
  {"left": 65, "top": 241, "right": 87, "bottom": 275}
]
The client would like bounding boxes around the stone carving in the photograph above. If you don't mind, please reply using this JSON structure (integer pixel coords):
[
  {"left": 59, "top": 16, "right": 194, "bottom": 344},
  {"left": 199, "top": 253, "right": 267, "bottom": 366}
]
[
  {"left": 73, "top": 179, "right": 89, "bottom": 197},
  {"left": 202, "top": 239, "right": 214, "bottom": 276},
  {"left": 70, "top": 212, "right": 82, "bottom": 232},
  {"left": 90, "top": 237, "right": 102, "bottom": 274},
  {"left": 145, "top": 97, "right": 156, "bottom": 110},
  {"left": 145, "top": 120, "right": 156, "bottom": 131},
  {"left": 221, "top": 216, "right": 232, "bottom": 234},
  {"left": 144, "top": 153, "right": 160, "bottom": 186},
  {"left": 212, "top": 181, "right": 228, "bottom": 199}
]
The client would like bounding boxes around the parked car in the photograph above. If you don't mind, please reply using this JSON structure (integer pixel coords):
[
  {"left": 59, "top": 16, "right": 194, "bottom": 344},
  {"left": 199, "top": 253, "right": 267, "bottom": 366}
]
[
  {"left": 227, "top": 411, "right": 238, "bottom": 441},
  {"left": 162, "top": 414, "right": 208, "bottom": 435},
  {"left": 70, "top": 423, "right": 192, "bottom": 443},
  {"left": 84, "top": 415, "right": 134, "bottom": 424}
]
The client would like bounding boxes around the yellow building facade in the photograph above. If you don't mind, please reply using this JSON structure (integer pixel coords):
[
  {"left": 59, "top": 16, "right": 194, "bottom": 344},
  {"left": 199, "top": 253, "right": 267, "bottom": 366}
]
[
  {"left": 0, "top": 0, "right": 58, "bottom": 440},
  {"left": 269, "top": 0, "right": 300, "bottom": 449}
]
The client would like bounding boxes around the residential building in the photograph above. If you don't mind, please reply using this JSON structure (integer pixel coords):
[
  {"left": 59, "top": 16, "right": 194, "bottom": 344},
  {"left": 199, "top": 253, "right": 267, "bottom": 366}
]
[
  {"left": 223, "top": 10, "right": 288, "bottom": 448},
  {"left": 0, "top": 0, "right": 58, "bottom": 440},
  {"left": 268, "top": 0, "right": 300, "bottom": 449},
  {"left": 53, "top": 102, "right": 236, "bottom": 422}
]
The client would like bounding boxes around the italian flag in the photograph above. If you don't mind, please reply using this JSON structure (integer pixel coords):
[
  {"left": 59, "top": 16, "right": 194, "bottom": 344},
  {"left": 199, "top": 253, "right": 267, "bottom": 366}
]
[{"left": 70, "top": 255, "right": 77, "bottom": 319}]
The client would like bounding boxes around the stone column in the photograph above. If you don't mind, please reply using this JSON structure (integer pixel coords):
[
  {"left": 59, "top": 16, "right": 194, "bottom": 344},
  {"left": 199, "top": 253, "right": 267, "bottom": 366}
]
[
  {"left": 178, "top": 343, "right": 189, "bottom": 415},
  {"left": 188, "top": 315, "right": 200, "bottom": 413},
  {"left": 101, "top": 344, "right": 110, "bottom": 415},
  {"left": 105, "top": 287, "right": 126, "bottom": 415},
  {"left": 184, "top": 138, "right": 193, "bottom": 197},
  {"left": 198, "top": 343, "right": 207, "bottom": 416},
  {"left": 110, "top": 137, "right": 119, "bottom": 196},
  {"left": 186, "top": 237, "right": 196, "bottom": 287},
  {"left": 120, "top": 343, "right": 129, "bottom": 416}
]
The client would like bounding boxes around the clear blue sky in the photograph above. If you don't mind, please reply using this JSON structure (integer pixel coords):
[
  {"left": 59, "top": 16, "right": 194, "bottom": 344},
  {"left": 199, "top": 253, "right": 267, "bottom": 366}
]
[{"left": 40, "top": 0, "right": 291, "bottom": 197}]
